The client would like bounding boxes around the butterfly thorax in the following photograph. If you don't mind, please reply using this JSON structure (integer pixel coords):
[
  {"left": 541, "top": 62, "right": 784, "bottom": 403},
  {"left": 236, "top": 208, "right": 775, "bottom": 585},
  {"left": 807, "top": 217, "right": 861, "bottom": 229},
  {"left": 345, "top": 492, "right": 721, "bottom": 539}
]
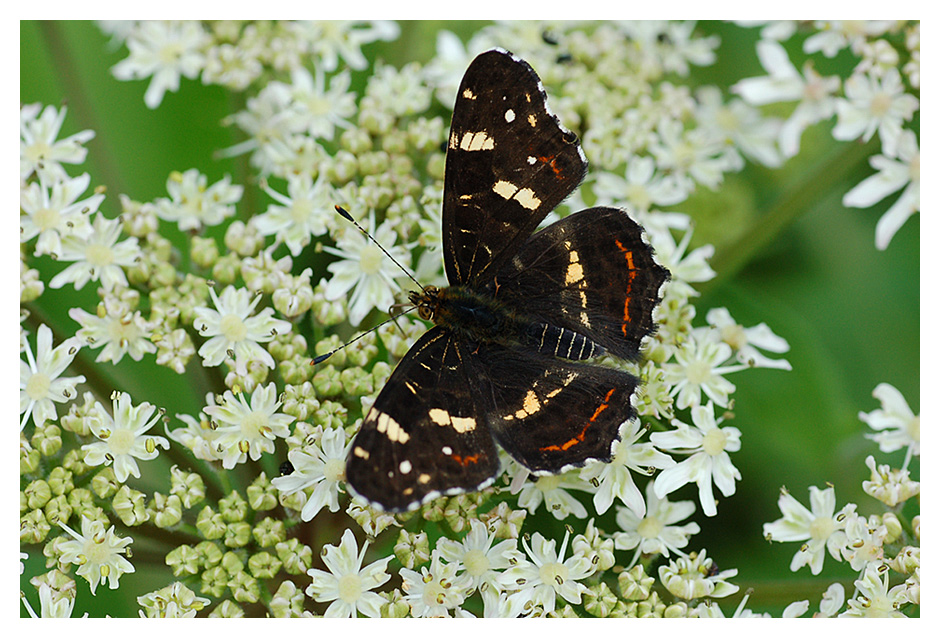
[
  {"left": 409, "top": 285, "right": 605, "bottom": 361},
  {"left": 410, "top": 285, "right": 513, "bottom": 345}
]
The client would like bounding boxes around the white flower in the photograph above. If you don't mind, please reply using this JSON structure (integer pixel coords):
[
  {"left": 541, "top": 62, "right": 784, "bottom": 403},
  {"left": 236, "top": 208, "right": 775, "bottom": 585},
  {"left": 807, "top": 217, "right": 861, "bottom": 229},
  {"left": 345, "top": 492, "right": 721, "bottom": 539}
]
[
  {"left": 841, "top": 563, "right": 909, "bottom": 617},
  {"left": 637, "top": 212, "right": 716, "bottom": 300},
  {"left": 48, "top": 214, "right": 140, "bottom": 291},
  {"left": 843, "top": 129, "right": 919, "bottom": 250},
  {"left": 732, "top": 39, "right": 841, "bottom": 158},
  {"left": 223, "top": 88, "right": 298, "bottom": 173},
  {"left": 272, "top": 426, "right": 349, "bottom": 521},
  {"left": 365, "top": 61, "right": 433, "bottom": 118},
  {"left": 804, "top": 20, "right": 896, "bottom": 58},
  {"left": 21, "top": 583, "right": 79, "bottom": 618},
  {"left": 580, "top": 419, "right": 676, "bottom": 517},
  {"left": 832, "top": 68, "right": 918, "bottom": 158},
  {"left": 695, "top": 85, "right": 783, "bottom": 169},
  {"left": 841, "top": 511, "right": 887, "bottom": 571},
  {"left": 254, "top": 173, "right": 334, "bottom": 256},
  {"left": 762, "top": 485, "right": 849, "bottom": 575},
  {"left": 167, "top": 394, "right": 224, "bottom": 462},
  {"left": 696, "top": 592, "right": 768, "bottom": 617},
  {"left": 436, "top": 519, "right": 523, "bottom": 599},
  {"left": 154, "top": 169, "right": 243, "bottom": 231},
  {"left": 306, "top": 20, "right": 400, "bottom": 73},
  {"left": 137, "top": 582, "right": 210, "bottom": 618},
  {"left": 20, "top": 173, "right": 102, "bottom": 258},
  {"left": 201, "top": 41, "right": 263, "bottom": 92},
  {"left": 500, "top": 530, "right": 595, "bottom": 615},
  {"left": 613, "top": 480, "right": 700, "bottom": 564},
  {"left": 858, "top": 382, "right": 919, "bottom": 464},
  {"left": 652, "top": 402, "right": 742, "bottom": 517},
  {"left": 705, "top": 307, "right": 792, "bottom": 370},
  {"left": 192, "top": 285, "right": 291, "bottom": 375},
  {"left": 202, "top": 383, "right": 294, "bottom": 470},
  {"left": 593, "top": 155, "right": 690, "bottom": 213},
  {"left": 57, "top": 516, "right": 135, "bottom": 595},
  {"left": 861, "top": 455, "right": 919, "bottom": 507},
  {"left": 271, "top": 67, "right": 356, "bottom": 141},
  {"left": 111, "top": 20, "right": 210, "bottom": 109},
  {"left": 659, "top": 549, "right": 739, "bottom": 600},
  {"left": 69, "top": 300, "right": 156, "bottom": 364},
  {"left": 322, "top": 214, "right": 412, "bottom": 327},
  {"left": 20, "top": 324, "right": 85, "bottom": 431},
  {"left": 305, "top": 528, "right": 393, "bottom": 618},
  {"left": 649, "top": 117, "right": 728, "bottom": 191},
  {"left": 662, "top": 334, "right": 742, "bottom": 409},
  {"left": 81, "top": 391, "right": 170, "bottom": 482},
  {"left": 400, "top": 551, "right": 472, "bottom": 617},
  {"left": 20, "top": 103, "right": 95, "bottom": 183},
  {"left": 514, "top": 468, "right": 591, "bottom": 521}
]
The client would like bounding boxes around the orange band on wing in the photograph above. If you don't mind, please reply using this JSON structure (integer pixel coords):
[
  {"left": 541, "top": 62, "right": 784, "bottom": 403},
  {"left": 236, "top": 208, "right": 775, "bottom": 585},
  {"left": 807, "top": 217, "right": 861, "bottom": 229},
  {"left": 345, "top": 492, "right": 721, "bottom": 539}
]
[{"left": 540, "top": 388, "right": 617, "bottom": 453}]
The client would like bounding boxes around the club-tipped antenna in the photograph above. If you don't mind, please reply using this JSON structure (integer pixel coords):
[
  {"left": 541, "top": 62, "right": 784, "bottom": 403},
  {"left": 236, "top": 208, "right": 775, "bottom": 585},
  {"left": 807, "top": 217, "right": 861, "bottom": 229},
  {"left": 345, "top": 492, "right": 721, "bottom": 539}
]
[
  {"left": 333, "top": 205, "right": 423, "bottom": 291},
  {"left": 312, "top": 305, "right": 415, "bottom": 364}
]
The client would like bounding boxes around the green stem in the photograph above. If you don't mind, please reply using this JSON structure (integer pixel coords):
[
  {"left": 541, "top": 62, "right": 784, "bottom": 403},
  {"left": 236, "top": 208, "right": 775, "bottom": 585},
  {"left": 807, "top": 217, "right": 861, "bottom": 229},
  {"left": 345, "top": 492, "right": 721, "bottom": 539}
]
[{"left": 700, "top": 138, "right": 878, "bottom": 297}]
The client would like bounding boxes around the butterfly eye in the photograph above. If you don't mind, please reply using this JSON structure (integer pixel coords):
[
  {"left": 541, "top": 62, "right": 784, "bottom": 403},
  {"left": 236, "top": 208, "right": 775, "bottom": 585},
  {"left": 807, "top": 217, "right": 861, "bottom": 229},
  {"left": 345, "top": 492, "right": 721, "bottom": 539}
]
[{"left": 418, "top": 304, "right": 433, "bottom": 321}]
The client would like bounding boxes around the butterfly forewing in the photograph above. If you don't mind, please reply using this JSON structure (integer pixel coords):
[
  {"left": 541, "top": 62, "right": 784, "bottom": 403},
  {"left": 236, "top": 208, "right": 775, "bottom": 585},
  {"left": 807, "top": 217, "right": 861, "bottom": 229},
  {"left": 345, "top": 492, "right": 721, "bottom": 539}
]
[
  {"left": 490, "top": 207, "right": 669, "bottom": 361},
  {"left": 345, "top": 328, "right": 500, "bottom": 511},
  {"left": 442, "top": 49, "right": 587, "bottom": 288}
]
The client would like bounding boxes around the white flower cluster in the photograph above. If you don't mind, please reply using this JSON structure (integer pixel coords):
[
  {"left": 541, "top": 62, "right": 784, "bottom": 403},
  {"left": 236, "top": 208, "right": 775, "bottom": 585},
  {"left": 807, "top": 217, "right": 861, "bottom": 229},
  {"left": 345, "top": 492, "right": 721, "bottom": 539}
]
[{"left": 21, "top": 20, "right": 917, "bottom": 618}]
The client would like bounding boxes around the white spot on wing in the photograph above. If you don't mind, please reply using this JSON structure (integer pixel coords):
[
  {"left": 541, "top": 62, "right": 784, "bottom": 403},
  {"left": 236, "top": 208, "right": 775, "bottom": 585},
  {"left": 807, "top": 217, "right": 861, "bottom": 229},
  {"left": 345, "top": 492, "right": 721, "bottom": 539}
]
[
  {"left": 460, "top": 131, "right": 495, "bottom": 151},
  {"left": 505, "top": 108, "right": 515, "bottom": 122}
]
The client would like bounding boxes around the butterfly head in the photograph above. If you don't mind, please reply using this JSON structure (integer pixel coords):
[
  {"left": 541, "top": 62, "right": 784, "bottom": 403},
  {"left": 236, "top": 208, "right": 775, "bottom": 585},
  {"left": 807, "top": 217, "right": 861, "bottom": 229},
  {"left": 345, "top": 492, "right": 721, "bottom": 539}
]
[{"left": 409, "top": 286, "right": 442, "bottom": 322}]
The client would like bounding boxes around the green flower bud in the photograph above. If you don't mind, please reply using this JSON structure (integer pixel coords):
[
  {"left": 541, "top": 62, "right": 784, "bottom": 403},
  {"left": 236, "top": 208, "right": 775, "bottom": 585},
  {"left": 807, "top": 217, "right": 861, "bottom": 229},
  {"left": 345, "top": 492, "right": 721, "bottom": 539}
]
[
  {"left": 20, "top": 508, "right": 51, "bottom": 544},
  {"left": 247, "top": 551, "right": 282, "bottom": 579},
  {"left": 313, "top": 365, "right": 344, "bottom": 397},
  {"left": 219, "top": 491, "right": 249, "bottom": 523},
  {"left": 151, "top": 492, "right": 183, "bottom": 528},
  {"left": 230, "top": 570, "right": 260, "bottom": 603},
  {"left": 247, "top": 475, "right": 278, "bottom": 512},
  {"left": 25, "top": 479, "right": 52, "bottom": 510},
  {"left": 252, "top": 517, "right": 287, "bottom": 547},
  {"left": 196, "top": 506, "right": 226, "bottom": 540},
  {"left": 275, "top": 538, "right": 313, "bottom": 575},
  {"left": 91, "top": 467, "right": 120, "bottom": 499},
  {"left": 200, "top": 565, "right": 228, "bottom": 598},
  {"left": 224, "top": 522, "right": 252, "bottom": 548},
  {"left": 47, "top": 467, "right": 74, "bottom": 496},
  {"left": 340, "top": 366, "right": 374, "bottom": 396},
  {"left": 170, "top": 465, "right": 206, "bottom": 509},
  {"left": 191, "top": 236, "right": 220, "bottom": 269},
  {"left": 113, "top": 485, "right": 150, "bottom": 526},
  {"left": 166, "top": 544, "right": 201, "bottom": 578}
]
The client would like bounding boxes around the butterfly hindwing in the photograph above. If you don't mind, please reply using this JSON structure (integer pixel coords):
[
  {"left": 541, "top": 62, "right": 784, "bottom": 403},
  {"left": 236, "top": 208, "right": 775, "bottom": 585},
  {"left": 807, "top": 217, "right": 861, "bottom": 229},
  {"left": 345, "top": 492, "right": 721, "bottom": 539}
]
[
  {"left": 442, "top": 48, "right": 587, "bottom": 288},
  {"left": 490, "top": 207, "right": 669, "bottom": 361},
  {"left": 345, "top": 327, "right": 500, "bottom": 512},
  {"left": 472, "top": 343, "right": 638, "bottom": 473}
]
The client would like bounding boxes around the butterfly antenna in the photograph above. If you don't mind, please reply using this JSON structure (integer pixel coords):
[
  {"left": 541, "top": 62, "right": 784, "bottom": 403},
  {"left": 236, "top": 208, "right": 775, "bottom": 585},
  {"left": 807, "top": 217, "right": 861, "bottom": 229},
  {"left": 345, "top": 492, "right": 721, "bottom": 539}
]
[
  {"left": 312, "top": 305, "right": 416, "bottom": 365},
  {"left": 333, "top": 205, "right": 423, "bottom": 291}
]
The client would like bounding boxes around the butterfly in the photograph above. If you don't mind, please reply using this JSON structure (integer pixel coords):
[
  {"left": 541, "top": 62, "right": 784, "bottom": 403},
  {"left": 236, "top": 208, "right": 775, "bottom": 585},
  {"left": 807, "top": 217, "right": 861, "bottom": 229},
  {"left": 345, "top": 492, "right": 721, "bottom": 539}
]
[{"left": 344, "top": 48, "right": 669, "bottom": 512}]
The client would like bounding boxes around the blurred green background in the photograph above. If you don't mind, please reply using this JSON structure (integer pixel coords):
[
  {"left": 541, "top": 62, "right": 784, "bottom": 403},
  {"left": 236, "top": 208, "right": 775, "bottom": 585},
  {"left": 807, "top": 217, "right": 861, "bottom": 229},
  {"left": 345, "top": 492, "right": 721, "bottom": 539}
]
[{"left": 20, "top": 21, "right": 918, "bottom": 616}]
